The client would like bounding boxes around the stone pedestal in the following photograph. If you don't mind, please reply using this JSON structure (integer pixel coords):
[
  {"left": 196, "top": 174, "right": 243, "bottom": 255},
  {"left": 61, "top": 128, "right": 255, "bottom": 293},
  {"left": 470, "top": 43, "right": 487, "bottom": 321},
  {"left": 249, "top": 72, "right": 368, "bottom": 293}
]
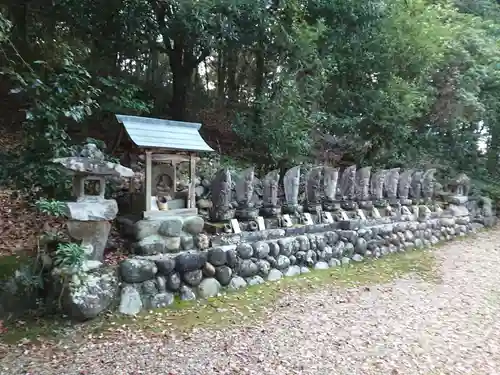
[
  {"left": 282, "top": 204, "right": 302, "bottom": 215},
  {"left": 209, "top": 207, "right": 235, "bottom": 222},
  {"left": 334, "top": 209, "right": 350, "bottom": 221},
  {"left": 235, "top": 207, "right": 259, "bottom": 220},
  {"left": 444, "top": 204, "right": 469, "bottom": 218},
  {"left": 67, "top": 220, "right": 112, "bottom": 261},
  {"left": 358, "top": 201, "right": 373, "bottom": 210},
  {"left": 305, "top": 203, "right": 322, "bottom": 214},
  {"left": 389, "top": 199, "right": 401, "bottom": 207},
  {"left": 341, "top": 201, "right": 357, "bottom": 211},
  {"left": 323, "top": 200, "right": 340, "bottom": 212},
  {"left": 260, "top": 206, "right": 282, "bottom": 217},
  {"left": 418, "top": 205, "right": 432, "bottom": 221},
  {"left": 65, "top": 197, "right": 118, "bottom": 261},
  {"left": 373, "top": 199, "right": 387, "bottom": 208},
  {"left": 447, "top": 195, "right": 468, "bottom": 205}
]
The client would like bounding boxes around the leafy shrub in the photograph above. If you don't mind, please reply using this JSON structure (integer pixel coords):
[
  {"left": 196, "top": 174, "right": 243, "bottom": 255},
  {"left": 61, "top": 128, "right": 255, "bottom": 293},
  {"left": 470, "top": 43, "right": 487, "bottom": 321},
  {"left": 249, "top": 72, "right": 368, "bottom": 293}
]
[
  {"left": 35, "top": 198, "right": 67, "bottom": 217},
  {"left": 0, "top": 35, "right": 151, "bottom": 199},
  {"left": 53, "top": 243, "right": 85, "bottom": 269},
  {"left": 471, "top": 179, "right": 500, "bottom": 205}
]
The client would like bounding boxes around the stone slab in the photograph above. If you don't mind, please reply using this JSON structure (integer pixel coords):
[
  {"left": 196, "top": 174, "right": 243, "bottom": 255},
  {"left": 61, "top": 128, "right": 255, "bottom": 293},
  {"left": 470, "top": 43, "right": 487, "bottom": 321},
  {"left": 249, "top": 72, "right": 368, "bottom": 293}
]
[{"left": 65, "top": 198, "right": 118, "bottom": 221}]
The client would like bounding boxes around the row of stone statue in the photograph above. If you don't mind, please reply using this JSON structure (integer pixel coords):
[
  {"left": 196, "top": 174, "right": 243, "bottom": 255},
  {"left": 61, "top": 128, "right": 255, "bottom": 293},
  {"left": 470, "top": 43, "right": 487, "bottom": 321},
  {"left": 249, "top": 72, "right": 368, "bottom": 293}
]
[{"left": 210, "top": 165, "right": 469, "bottom": 221}]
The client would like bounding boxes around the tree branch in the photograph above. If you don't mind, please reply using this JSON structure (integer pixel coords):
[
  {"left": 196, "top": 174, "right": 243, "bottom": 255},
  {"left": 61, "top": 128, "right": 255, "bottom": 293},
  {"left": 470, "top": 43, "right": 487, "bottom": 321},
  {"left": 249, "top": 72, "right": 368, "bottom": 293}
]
[
  {"left": 149, "top": 0, "right": 172, "bottom": 52},
  {"left": 195, "top": 47, "right": 211, "bottom": 65}
]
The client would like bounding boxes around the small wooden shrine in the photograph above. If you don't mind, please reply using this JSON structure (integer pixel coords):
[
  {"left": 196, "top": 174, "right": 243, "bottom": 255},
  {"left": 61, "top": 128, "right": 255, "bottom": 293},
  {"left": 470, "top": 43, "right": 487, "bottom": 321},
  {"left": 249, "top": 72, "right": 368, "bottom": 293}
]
[{"left": 115, "top": 114, "right": 214, "bottom": 219}]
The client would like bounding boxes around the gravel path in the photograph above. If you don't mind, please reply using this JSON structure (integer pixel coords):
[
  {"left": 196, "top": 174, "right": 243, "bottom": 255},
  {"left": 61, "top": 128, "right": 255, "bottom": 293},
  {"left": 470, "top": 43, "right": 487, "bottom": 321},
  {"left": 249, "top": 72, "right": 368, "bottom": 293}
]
[{"left": 3, "top": 229, "right": 500, "bottom": 375}]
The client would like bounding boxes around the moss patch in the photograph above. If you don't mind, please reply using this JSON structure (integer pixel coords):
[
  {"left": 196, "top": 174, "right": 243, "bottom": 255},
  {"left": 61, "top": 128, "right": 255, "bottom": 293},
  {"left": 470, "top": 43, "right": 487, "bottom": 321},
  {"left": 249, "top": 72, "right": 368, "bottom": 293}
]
[
  {"left": 0, "top": 253, "right": 32, "bottom": 282},
  {"left": 114, "top": 249, "right": 438, "bottom": 332},
  {"left": 1, "top": 248, "right": 438, "bottom": 344}
]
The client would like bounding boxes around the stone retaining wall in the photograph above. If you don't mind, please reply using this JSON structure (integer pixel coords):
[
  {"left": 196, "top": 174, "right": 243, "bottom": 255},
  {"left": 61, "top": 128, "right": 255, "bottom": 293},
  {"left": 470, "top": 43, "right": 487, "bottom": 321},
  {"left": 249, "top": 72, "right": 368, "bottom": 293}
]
[{"left": 115, "top": 214, "right": 477, "bottom": 316}]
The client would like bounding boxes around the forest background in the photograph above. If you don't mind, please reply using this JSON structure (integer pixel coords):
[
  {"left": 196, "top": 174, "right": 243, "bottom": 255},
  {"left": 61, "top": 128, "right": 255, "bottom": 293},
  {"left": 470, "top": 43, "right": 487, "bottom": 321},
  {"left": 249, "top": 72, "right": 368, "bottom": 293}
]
[{"left": 0, "top": 0, "right": 499, "bottom": 200}]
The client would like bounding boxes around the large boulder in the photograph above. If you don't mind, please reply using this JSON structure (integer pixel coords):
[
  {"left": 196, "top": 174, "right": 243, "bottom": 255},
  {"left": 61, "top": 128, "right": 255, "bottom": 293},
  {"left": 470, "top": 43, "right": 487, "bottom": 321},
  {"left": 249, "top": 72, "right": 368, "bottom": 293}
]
[
  {"left": 175, "top": 251, "right": 207, "bottom": 272},
  {"left": 152, "top": 256, "right": 176, "bottom": 275},
  {"left": 215, "top": 265, "right": 232, "bottom": 285},
  {"left": 120, "top": 259, "right": 157, "bottom": 283},
  {"left": 64, "top": 268, "right": 118, "bottom": 321},
  {"left": 238, "top": 259, "right": 259, "bottom": 277},
  {"left": 158, "top": 217, "right": 184, "bottom": 237},
  {"left": 118, "top": 284, "right": 143, "bottom": 315},
  {"left": 134, "top": 220, "right": 162, "bottom": 241},
  {"left": 182, "top": 216, "right": 205, "bottom": 235},
  {"left": 134, "top": 235, "right": 168, "bottom": 255},
  {"left": 208, "top": 247, "right": 227, "bottom": 266},
  {"left": 197, "top": 278, "right": 221, "bottom": 298},
  {"left": 183, "top": 270, "right": 203, "bottom": 287}
]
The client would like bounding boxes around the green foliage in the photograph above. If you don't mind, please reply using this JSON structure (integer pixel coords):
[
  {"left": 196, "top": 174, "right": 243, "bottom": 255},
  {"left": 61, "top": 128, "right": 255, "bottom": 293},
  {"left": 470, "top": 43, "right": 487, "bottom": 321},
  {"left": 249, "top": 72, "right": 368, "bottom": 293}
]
[
  {"left": 0, "top": 12, "right": 11, "bottom": 42},
  {"left": 54, "top": 243, "right": 85, "bottom": 269},
  {"left": 97, "top": 76, "right": 153, "bottom": 114},
  {"left": 35, "top": 198, "right": 67, "bottom": 217},
  {"left": 0, "top": 16, "right": 151, "bottom": 197},
  {"left": 233, "top": 3, "right": 328, "bottom": 166},
  {"left": 0, "top": 0, "right": 500, "bottom": 199},
  {"left": 0, "top": 44, "right": 96, "bottom": 196}
]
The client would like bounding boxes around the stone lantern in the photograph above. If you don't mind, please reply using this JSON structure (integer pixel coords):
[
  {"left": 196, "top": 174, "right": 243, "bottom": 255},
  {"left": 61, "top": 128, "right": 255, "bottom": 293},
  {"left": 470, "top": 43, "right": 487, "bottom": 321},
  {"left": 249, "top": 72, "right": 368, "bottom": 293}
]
[{"left": 52, "top": 143, "right": 134, "bottom": 262}]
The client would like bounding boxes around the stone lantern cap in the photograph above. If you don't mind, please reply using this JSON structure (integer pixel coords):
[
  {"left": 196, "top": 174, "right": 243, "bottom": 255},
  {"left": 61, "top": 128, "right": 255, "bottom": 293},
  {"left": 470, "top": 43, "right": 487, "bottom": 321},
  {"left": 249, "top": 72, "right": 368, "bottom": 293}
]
[
  {"left": 52, "top": 143, "right": 134, "bottom": 178},
  {"left": 51, "top": 143, "right": 134, "bottom": 221},
  {"left": 52, "top": 157, "right": 134, "bottom": 178}
]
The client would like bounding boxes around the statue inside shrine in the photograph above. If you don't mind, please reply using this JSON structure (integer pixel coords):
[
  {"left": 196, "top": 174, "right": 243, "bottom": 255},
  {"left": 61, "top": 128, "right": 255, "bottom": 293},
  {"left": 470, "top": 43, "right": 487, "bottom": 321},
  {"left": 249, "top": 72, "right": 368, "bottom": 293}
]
[
  {"left": 155, "top": 173, "right": 173, "bottom": 210},
  {"left": 339, "top": 165, "right": 357, "bottom": 210}
]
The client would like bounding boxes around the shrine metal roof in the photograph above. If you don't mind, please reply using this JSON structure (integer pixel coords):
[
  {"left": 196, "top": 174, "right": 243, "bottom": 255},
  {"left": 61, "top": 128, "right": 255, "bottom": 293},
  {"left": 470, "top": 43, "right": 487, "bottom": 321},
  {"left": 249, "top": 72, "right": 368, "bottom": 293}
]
[{"left": 115, "top": 114, "right": 214, "bottom": 152}]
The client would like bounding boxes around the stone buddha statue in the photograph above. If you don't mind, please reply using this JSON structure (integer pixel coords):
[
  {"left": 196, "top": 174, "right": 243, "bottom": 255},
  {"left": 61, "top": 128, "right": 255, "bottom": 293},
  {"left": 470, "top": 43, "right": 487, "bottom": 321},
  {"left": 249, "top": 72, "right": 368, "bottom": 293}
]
[{"left": 155, "top": 173, "right": 173, "bottom": 210}]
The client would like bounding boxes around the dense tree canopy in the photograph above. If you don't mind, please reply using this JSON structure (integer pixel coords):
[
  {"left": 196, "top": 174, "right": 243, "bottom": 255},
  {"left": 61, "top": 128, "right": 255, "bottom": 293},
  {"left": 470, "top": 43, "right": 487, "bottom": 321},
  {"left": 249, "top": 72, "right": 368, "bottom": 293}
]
[{"left": 0, "top": 0, "right": 499, "bottom": 197}]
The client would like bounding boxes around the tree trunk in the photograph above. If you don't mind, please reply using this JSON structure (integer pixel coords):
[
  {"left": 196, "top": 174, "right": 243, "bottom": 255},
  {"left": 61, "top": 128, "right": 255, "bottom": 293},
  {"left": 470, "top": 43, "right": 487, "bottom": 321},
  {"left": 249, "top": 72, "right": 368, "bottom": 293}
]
[
  {"left": 9, "top": 2, "right": 28, "bottom": 52},
  {"left": 253, "top": 42, "right": 266, "bottom": 124},
  {"left": 170, "top": 68, "right": 190, "bottom": 121},
  {"left": 216, "top": 48, "right": 226, "bottom": 103},
  {"left": 169, "top": 46, "right": 192, "bottom": 121},
  {"left": 90, "top": 38, "right": 118, "bottom": 76},
  {"left": 226, "top": 48, "right": 238, "bottom": 104},
  {"left": 487, "top": 124, "right": 500, "bottom": 174},
  {"left": 254, "top": 47, "right": 265, "bottom": 100}
]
